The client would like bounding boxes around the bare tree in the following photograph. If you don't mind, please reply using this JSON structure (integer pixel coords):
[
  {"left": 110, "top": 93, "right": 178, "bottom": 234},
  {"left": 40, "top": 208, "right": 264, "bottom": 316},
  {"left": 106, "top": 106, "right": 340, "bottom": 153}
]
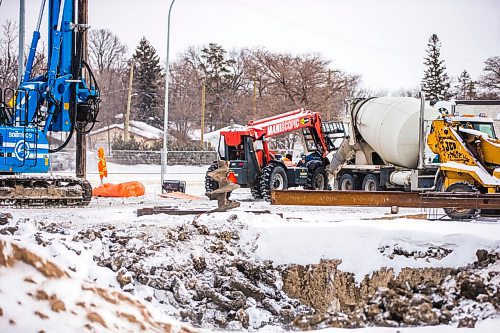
[
  {"left": 250, "top": 49, "right": 359, "bottom": 120},
  {"left": 391, "top": 87, "right": 420, "bottom": 98},
  {"left": 89, "top": 29, "right": 127, "bottom": 75},
  {"left": 169, "top": 56, "right": 202, "bottom": 142},
  {"left": 479, "top": 56, "right": 500, "bottom": 98},
  {"left": 166, "top": 45, "right": 362, "bottom": 149},
  {"left": 0, "top": 20, "right": 18, "bottom": 89},
  {"left": 88, "top": 29, "right": 129, "bottom": 128}
]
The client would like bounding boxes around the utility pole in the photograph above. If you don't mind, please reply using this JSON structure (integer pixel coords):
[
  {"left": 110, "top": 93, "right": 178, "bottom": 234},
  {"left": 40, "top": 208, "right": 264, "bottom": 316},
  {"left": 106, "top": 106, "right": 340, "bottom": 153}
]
[
  {"left": 18, "top": 0, "right": 25, "bottom": 84},
  {"left": 76, "top": 0, "right": 88, "bottom": 179},
  {"left": 253, "top": 76, "right": 257, "bottom": 118},
  {"left": 200, "top": 79, "right": 206, "bottom": 149},
  {"left": 327, "top": 69, "right": 332, "bottom": 120},
  {"left": 124, "top": 61, "right": 134, "bottom": 141}
]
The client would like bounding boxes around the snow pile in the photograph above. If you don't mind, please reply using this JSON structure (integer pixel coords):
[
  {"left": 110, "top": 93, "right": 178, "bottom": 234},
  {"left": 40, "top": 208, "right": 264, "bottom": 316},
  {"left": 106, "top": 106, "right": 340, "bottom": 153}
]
[
  {"left": 250, "top": 219, "right": 500, "bottom": 281},
  {"left": 0, "top": 237, "right": 195, "bottom": 333}
]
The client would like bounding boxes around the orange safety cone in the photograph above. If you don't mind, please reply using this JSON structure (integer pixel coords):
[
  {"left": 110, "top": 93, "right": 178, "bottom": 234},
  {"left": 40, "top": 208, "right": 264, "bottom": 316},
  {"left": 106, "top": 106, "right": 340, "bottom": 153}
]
[
  {"left": 227, "top": 172, "right": 238, "bottom": 184},
  {"left": 97, "top": 147, "right": 108, "bottom": 184}
]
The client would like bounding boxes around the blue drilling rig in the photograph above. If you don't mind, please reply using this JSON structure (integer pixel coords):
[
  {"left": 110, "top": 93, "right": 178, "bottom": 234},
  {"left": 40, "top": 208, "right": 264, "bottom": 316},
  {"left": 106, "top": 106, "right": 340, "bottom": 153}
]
[{"left": 0, "top": 0, "right": 100, "bottom": 206}]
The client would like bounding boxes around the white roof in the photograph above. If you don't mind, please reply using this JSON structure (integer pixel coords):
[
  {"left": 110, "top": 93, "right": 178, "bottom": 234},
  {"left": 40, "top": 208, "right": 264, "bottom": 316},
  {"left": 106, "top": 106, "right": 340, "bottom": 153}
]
[
  {"left": 90, "top": 121, "right": 163, "bottom": 140},
  {"left": 189, "top": 124, "right": 244, "bottom": 141}
]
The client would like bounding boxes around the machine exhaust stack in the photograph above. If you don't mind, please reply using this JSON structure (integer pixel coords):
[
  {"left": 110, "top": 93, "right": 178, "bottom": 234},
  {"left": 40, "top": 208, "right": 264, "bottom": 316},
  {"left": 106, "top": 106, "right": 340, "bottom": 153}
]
[{"left": 417, "top": 92, "right": 426, "bottom": 170}]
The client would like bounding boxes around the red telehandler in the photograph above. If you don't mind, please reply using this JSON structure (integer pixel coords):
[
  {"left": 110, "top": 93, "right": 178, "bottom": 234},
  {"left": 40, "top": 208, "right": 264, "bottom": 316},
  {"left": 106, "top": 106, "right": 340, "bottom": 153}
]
[{"left": 205, "top": 109, "right": 345, "bottom": 201}]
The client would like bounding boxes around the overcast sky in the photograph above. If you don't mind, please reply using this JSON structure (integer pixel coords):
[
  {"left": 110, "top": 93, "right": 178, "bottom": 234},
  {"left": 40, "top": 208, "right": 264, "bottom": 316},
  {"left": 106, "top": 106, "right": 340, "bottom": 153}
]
[{"left": 1, "top": 0, "right": 499, "bottom": 91}]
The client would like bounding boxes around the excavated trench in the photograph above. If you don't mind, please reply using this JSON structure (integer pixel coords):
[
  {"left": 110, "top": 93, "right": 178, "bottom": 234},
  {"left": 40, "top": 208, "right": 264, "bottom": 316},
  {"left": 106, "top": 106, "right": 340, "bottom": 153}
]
[
  {"left": 283, "top": 260, "right": 452, "bottom": 315},
  {"left": 2, "top": 213, "right": 499, "bottom": 331},
  {"left": 283, "top": 251, "right": 499, "bottom": 329}
]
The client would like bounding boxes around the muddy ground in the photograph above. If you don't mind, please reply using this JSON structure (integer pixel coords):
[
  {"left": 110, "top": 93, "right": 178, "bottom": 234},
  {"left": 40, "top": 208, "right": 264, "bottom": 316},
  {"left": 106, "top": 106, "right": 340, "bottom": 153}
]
[{"left": 1, "top": 211, "right": 499, "bottom": 331}]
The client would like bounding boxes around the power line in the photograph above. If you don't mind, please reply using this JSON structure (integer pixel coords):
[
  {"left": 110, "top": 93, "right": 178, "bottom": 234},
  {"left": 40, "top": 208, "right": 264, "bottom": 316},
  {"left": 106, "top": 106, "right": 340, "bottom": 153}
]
[{"left": 231, "top": 0, "right": 484, "bottom": 63}]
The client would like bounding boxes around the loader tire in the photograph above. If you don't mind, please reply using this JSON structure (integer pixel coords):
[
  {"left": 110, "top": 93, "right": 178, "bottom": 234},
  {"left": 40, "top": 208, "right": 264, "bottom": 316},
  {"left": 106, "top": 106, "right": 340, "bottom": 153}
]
[
  {"left": 443, "top": 181, "right": 479, "bottom": 220},
  {"left": 305, "top": 166, "right": 329, "bottom": 190},
  {"left": 435, "top": 174, "right": 445, "bottom": 192},
  {"left": 260, "top": 164, "right": 288, "bottom": 201}
]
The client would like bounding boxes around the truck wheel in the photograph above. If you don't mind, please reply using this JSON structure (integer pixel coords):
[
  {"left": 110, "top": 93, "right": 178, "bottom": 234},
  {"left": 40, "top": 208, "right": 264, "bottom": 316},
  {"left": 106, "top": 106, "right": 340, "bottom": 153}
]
[
  {"left": 337, "top": 173, "right": 360, "bottom": 190},
  {"left": 260, "top": 164, "right": 288, "bottom": 201},
  {"left": 205, "top": 163, "right": 230, "bottom": 200},
  {"left": 443, "top": 182, "right": 480, "bottom": 220},
  {"left": 305, "top": 166, "right": 328, "bottom": 190},
  {"left": 362, "top": 174, "right": 380, "bottom": 191}
]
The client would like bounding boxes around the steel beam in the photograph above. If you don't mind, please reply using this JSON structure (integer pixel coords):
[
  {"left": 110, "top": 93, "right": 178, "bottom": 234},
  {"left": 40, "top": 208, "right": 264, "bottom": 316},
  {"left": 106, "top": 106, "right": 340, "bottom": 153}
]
[
  {"left": 137, "top": 206, "right": 282, "bottom": 217},
  {"left": 271, "top": 190, "right": 500, "bottom": 210}
]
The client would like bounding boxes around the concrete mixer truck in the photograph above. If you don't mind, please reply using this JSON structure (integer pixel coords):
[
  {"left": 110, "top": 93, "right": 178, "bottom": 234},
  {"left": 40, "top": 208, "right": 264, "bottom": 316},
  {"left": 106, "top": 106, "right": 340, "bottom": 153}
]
[{"left": 327, "top": 96, "right": 497, "bottom": 192}]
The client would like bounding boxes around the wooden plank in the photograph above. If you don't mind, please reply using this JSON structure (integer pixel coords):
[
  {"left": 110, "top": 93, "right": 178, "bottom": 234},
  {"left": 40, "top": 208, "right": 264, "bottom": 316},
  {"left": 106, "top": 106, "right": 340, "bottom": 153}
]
[{"left": 271, "top": 190, "right": 500, "bottom": 210}]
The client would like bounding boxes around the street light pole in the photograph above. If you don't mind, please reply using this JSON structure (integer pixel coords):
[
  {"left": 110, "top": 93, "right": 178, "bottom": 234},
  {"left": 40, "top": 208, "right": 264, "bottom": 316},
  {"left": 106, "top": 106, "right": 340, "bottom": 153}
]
[
  {"left": 161, "top": 0, "right": 176, "bottom": 191},
  {"left": 201, "top": 78, "right": 206, "bottom": 149},
  {"left": 125, "top": 61, "right": 134, "bottom": 142}
]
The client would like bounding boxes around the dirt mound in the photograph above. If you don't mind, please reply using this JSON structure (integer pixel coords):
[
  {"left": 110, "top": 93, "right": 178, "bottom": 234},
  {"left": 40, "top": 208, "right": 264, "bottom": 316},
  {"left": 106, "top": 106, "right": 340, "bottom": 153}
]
[
  {"left": 74, "top": 215, "right": 313, "bottom": 330},
  {"left": 0, "top": 238, "right": 195, "bottom": 333}
]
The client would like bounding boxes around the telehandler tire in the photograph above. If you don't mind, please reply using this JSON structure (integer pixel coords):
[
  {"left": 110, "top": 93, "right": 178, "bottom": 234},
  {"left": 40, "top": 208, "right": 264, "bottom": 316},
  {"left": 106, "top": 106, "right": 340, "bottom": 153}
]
[
  {"left": 251, "top": 174, "right": 263, "bottom": 199},
  {"left": 260, "top": 164, "right": 288, "bottom": 201},
  {"left": 305, "top": 166, "right": 329, "bottom": 190}
]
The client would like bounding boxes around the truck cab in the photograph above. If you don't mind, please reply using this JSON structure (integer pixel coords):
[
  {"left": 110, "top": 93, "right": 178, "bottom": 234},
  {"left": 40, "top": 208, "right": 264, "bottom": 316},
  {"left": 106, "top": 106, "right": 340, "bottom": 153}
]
[{"left": 445, "top": 115, "right": 497, "bottom": 139}]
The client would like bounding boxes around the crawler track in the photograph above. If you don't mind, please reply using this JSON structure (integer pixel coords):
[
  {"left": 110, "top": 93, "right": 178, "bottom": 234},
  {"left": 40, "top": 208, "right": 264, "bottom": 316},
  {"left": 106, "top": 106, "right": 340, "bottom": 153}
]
[{"left": 0, "top": 175, "right": 92, "bottom": 207}]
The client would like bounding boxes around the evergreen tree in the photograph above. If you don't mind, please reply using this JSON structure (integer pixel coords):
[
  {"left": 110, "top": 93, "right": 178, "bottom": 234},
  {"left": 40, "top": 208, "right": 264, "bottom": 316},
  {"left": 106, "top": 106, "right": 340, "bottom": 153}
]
[
  {"left": 132, "top": 37, "right": 164, "bottom": 125},
  {"left": 421, "top": 34, "right": 450, "bottom": 101},
  {"left": 199, "top": 43, "right": 235, "bottom": 130},
  {"left": 455, "top": 70, "right": 476, "bottom": 100}
]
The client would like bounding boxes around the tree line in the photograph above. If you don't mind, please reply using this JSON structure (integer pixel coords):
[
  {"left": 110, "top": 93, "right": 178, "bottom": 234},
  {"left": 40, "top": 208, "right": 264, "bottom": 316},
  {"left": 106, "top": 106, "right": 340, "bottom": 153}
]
[
  {"left": 1, "top": 20, "right": 499, "bottom": 145},
  {"left": 421, "top": 33, "right": 499, "bottom": 101}
]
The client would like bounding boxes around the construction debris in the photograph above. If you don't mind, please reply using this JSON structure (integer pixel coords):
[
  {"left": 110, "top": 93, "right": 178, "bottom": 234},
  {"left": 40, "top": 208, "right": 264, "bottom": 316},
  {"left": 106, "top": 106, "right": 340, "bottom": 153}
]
[{"left": 205, "top": 160, "right": 241, "bottom": 211}]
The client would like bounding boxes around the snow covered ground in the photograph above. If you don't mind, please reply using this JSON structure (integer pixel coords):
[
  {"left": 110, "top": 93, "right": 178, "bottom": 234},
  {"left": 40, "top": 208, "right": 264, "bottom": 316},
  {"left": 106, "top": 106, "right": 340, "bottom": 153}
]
[{"left": 1, "top": 162, "right": 499, "bottom": 332}]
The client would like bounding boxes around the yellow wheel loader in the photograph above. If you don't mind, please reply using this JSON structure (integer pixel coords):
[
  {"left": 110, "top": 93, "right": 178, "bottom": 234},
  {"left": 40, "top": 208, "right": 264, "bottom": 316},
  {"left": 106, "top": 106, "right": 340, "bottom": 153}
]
[{"left": 428, "top": 117, "right": 500, "bottom": 219}]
